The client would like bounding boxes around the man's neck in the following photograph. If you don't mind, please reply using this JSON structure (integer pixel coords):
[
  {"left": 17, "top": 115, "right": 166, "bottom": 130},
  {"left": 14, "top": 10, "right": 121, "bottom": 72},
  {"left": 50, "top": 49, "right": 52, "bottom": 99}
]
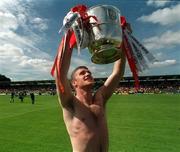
[{"left": 76, "top": 88, "right": 93, "bottom": 105}]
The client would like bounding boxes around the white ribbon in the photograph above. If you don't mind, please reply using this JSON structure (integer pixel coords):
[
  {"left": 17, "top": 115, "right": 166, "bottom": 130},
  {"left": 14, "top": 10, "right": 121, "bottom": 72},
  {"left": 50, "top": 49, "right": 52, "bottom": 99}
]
[{"left": 123, "top": 28, "right": 156, "bottom": 72}]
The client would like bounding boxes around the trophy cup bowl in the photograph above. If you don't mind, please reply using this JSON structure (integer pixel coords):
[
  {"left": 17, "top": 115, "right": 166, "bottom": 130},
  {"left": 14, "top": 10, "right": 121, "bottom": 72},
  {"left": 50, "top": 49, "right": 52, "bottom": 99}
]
[{"left": 87, "top": 5, "right": 123, "bottom": 64}]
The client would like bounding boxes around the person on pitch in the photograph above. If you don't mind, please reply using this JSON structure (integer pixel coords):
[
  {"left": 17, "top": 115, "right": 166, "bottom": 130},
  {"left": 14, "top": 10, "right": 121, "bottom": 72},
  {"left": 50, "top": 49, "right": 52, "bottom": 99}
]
[{"left": 55, "top": 30, "right": 126, "bottom": 152}]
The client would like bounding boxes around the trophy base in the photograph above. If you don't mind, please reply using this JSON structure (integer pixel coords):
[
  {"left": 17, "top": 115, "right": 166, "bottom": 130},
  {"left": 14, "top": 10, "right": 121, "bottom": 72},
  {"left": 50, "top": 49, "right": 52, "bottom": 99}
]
[{"left": 90, "top": 45, "right": 122, "bottom": 64}]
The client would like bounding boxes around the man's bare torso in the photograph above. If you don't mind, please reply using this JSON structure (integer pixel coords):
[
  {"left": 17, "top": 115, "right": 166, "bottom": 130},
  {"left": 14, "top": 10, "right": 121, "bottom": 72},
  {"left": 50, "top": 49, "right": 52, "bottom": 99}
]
[{"left": 62, "top": 94, "right": 108, "bottom": 152}]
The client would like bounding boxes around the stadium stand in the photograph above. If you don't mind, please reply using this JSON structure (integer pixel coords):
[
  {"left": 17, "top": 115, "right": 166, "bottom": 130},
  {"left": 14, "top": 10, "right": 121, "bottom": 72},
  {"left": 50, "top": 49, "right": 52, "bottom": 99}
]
[
  {"left": 115, "top": 75, "right": 180, "bottom": 94},
  {"left": 0, "top": 75, "right": 179, "bottom": 95}
]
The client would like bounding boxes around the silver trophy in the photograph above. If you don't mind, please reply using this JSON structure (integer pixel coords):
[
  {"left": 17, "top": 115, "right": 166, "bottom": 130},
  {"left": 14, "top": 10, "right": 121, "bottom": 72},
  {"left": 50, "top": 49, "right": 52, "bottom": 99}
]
[
  {"left": 61, "top": 5, "right": 123, "bottom": 64},
  {"left": 87, "top": 5, "right": 123, "bottom": 64}
]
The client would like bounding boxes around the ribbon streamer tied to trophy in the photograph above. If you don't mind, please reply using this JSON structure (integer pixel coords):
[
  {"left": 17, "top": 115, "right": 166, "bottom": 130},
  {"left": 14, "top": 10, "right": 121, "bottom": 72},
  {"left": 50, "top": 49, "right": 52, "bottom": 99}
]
[{"left": 51, "top": 4, "right": 156, "bottom": 93}]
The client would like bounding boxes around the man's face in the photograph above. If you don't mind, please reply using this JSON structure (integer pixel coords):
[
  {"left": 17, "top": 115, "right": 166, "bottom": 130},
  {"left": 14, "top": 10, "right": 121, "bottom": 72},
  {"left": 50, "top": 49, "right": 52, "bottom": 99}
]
[{"left": 72, "top": 68, "right": 95, "bottom": 89}]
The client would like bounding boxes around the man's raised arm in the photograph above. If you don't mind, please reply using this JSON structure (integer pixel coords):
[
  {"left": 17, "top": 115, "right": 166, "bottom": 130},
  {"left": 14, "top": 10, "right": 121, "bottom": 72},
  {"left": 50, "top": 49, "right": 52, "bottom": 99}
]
[
  {"left": 99, "top": 51, "right": 126, "bottom": 102},
  {"left": 55, "top": 31, "right": 74, "bottom": 107}
]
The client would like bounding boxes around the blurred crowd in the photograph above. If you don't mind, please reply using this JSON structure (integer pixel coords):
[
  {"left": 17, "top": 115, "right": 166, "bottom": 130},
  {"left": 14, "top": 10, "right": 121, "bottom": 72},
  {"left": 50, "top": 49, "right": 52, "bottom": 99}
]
[
  {"left": 0, "top": 87, "right": 56, "bottom": 96},
  {"left": 0, "top": 79, "right": 179, "bottom": 95},
  {"left": 115, "top": 81, "right": 180, "bottom": 95},
  {"left": 114, "top": 86, "right": 180, "bottom": 95}
]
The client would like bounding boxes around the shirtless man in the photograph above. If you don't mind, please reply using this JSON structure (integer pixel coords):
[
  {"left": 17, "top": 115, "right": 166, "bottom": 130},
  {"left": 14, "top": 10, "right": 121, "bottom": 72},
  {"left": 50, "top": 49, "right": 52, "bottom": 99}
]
[{"left": 55, "top": 31, "right": 126, "bottom": 152}]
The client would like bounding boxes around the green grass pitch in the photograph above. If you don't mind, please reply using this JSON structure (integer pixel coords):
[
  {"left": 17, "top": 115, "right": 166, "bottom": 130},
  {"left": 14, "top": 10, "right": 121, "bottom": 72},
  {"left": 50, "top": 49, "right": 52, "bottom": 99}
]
[{"left": 0, "top": 94, "right": 180, "bottom": 152}]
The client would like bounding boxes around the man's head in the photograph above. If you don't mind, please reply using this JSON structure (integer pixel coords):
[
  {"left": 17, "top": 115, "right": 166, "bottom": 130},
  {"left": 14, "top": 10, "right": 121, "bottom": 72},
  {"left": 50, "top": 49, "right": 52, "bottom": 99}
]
[{"left": 71, "top": 66, "right": 95, "bottom": 90}]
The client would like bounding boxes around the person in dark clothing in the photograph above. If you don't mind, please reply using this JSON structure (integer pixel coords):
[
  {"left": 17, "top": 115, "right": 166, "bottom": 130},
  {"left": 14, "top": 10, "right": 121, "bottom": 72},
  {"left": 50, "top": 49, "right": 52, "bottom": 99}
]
[
  {"left": 10, "top": 91, "right": 15, "bottom": 103},
  {"left": 30, "top": 93, "right": 35, "bottom": 104},
  {"left": 19, "top": 92, "right": 24, "bottom": 102}
]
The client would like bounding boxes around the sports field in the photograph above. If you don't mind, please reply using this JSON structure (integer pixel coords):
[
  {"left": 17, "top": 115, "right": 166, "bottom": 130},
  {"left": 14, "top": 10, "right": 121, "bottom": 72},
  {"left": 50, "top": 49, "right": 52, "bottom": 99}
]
[{"left": 0, "top": 94, "right": 180, "bottom": 152}]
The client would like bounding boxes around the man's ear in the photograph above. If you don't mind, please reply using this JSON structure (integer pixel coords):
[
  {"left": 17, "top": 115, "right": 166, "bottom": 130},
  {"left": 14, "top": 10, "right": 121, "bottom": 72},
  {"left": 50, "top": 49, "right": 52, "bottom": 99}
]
[{"left": 71, "top": 79, "right": 77, "bottom": 88}]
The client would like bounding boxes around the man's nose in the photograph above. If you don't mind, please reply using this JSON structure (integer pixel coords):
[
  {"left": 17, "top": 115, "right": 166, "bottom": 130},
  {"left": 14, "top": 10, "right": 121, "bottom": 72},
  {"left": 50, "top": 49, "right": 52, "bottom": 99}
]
[{"left": 85, "top": 71, "right": 90, "bottom": 76}]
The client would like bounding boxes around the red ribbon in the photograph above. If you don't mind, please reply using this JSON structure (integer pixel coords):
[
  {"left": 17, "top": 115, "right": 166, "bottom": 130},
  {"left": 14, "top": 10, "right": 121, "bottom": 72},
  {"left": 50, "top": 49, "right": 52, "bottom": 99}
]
[
  {"left": 51, "top": 31, "right": 76, "bottom": 93},
  {"left": 71, "top": 5, "right": 98, "bottom": 30},
  {"left": 121, "top": 16, "right": 140, "bottom": 89},
  {"left": 71, "top": 5, "right": 88, "bottom": 18}
]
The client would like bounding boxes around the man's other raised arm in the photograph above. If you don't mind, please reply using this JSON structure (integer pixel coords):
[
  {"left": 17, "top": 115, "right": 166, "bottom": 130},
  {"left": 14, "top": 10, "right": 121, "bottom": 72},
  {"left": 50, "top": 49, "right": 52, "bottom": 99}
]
[
  {"left": 55, "top": 31, "right": 74, "bottom": 107},
  {"left": 99, "top": 51, "right": 126, "bottom": 102}
]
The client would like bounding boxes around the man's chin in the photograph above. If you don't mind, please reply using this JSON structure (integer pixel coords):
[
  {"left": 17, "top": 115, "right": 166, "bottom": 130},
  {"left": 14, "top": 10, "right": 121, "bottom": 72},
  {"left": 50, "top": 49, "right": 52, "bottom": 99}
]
[
  {"left": 85, "top": 81, "right": 95, "bottom": 86},
  {"left": 89, "top": 80, "right": 95, "bottom": 85},
  {"left": 85, "top": 79, "right": 94, "bottom": 83}
]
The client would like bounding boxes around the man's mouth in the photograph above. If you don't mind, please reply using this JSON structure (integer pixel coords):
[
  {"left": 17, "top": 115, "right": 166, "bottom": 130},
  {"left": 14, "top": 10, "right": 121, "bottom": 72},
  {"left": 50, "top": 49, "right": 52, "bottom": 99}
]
[{"left": 84, "top": 77, "right": 93, "bottom": 81}]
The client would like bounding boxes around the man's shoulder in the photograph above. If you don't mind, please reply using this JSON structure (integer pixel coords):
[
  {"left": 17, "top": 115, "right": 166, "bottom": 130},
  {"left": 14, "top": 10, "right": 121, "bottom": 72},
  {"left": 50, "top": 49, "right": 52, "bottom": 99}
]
[
  {"left": 62, "top": 95, "right": 76, "bottom": 110},
  {"left": 93, "top": 88, "right": 106, "bottom": 105},
  {"left": 94, "top": 86, "right": 105, "bottom": 97}
]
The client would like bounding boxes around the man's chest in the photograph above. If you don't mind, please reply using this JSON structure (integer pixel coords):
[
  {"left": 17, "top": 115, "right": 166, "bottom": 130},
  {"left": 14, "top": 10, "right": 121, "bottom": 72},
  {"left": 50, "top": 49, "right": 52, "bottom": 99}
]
[{"left": 74, "top": 98, "right": 104, "bottom": 117}]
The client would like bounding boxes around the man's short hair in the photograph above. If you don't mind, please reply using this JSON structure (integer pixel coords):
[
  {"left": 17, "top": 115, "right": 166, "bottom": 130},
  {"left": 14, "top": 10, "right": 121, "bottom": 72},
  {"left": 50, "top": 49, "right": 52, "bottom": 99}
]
[{"left": 71, "top": 66, "right": 88, "bottom": 82}]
